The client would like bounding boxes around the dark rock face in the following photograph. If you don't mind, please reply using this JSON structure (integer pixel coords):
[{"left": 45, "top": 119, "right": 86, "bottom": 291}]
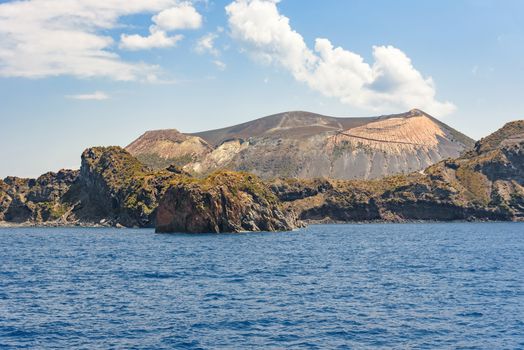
[
  {"left": 156, "top": 172, "right": 299, "bottom": 233},
  {"left": 0, "top": 170, "right": 79, "bottom": 223},
  {"left": 276, "top": 120, "right": 524, "bottom": 223},
  {"left": 64, "top": 147, "right": 180, "bottom": 227},
  {"left": 0, "top": 147, "right": 180, "bottom": 227}
]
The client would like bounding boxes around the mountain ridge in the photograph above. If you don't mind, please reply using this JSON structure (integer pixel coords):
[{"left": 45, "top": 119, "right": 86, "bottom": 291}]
[
  {"left": 0, "top": 118, "right": 522, "bottom": 232},
  {"left": 126, "top": 109, "right": 474, "bottom": 180}
]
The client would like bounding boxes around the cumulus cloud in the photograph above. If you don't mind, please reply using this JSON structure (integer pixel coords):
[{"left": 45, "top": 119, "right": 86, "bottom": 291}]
[
  {"left": 195, "top": 27, "right": 227, "bottom": 71},
  {"left": 153, "top": 3, "right": 202, "bottom": 31},
  {"left": 66, "top": 91, "right": 109, "bottom": 100},
  {"left": 0, "top": 0, "right": 202, "bottom": 80},
  {"left": 226, "top": 0, "right": 455, "bottom": 115},
  {"left": 120, "top": 31, "right": 183, "bottom": 51},
  {"left": 120, "top": 2, "right": 202, "bottom": 51}
]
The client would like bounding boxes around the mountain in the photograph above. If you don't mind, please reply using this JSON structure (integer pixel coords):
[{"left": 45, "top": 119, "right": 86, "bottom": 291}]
[
  {"left": 155, "top": 119, "right": 523, "bottom": 232},
  {"left": 126, "top": 129, "right": 212, "bottom": 169},
  {"left": 126, "top": 109, "right": 474, "bottom": 180},
  {"left": 274, "top": 120, "right": 524, "bottom": 223}
]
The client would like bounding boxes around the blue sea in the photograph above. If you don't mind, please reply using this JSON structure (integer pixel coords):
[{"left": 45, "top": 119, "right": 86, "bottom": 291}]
[{"left": 0, "top": 223, "right": 523, "bottom": 349}]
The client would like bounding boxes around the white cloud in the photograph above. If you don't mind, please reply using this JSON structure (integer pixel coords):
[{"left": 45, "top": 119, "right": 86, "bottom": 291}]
[
  {"left": 195, "top": 28, "right": 227, "bottom": 71},
  {"left": 226, "top": 0, "right": 455, "bottom": 115},
  {"left": 120, "top": 31, "right": 183, "bottom": 51},
  {"left": 0, "top": 0, "right": 202, "bottom": 80},
  {"left": 66, "top": 91, "right": 109, "bottom": 100},
  {"left": 196, "top": 32, "right": 219, "bottom": 56},
  {"left": 153, "top": 3, "right": 202, "bottom": 31},
  {"left": 120, "top": 2, "right": 202, "bottom": 51},
  {"left": 213, "top": 60, "right": 226, "bottom": 70}
]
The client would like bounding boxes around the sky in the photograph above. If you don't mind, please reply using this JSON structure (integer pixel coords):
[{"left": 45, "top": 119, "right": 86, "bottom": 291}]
[{"left": 1, "top": 0, "right": 523, "bottom": 178}]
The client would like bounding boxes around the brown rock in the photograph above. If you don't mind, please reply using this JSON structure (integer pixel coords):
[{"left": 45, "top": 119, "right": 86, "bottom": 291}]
[{"left": 156, "top": 171, "right": 299, "bottom": 233}]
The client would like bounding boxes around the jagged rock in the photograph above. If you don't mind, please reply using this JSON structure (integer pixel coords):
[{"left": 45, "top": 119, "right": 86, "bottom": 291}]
[
  {"left": 0, "top": 170, "right": 78, "bottom": 223},
  {"left": 278, "top": 120, "right": 524, "bottom": 222},
  {"left": 156, "top": 171, "right": 300, "bottom": 233},
  {"left": 0, "top": 147, "right": 182, "bottom": 227},
  {"left": 64, "top": 146, "right": 181, "bottom": 227}
]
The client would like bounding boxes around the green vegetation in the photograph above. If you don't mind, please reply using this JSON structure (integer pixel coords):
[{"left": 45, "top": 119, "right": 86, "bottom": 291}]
[
  {"left": 37, "top": 201, "right": 69, "bottom": 221},
  {"left": 455, "top": 165, "right": 491, "bottom": 204},
  {"left": 332, "top": 141, "right": 353, "bottom": 159},
  {"left": 182, "top": 170, "right": 279, "bottom": 205}
]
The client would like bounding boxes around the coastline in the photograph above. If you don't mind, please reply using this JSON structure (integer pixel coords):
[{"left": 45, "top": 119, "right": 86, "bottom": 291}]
[
  {"left": 1, "top": 218, "right": 522, "bottom": 230},
  {"left": 0, "top": 221, "right": 130, "bottom": 229}
]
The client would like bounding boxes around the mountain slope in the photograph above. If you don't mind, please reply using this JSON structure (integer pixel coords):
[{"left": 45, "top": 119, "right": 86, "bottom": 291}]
[
  {"left": 155, "top": 119, "right": 523, "bottom": 232},
  {"left": 274, "top": 120, "right": 524, "bottom": 222},
  {"left": 127, "top": 109, "right": 474, "bottom": 180},
  {"left": 126, "top": 129, "right": 212, "bottom": 169}
]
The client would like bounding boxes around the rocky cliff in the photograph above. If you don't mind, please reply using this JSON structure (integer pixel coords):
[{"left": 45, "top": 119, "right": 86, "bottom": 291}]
[
  {"left": 127, "top": 109, "right": 474, "bottom": 180},
  {"left": 274, "top": 120, "right": 524, "bottom": 222},
  {"left": 0, "top": 170, "right": 78, "bottom": 224},
  {"left": 63, "top": 147, "right": 182, "bottom": 227},
  {"left": 0, "top": 147, "right": 182, "bottom": 227},
  {"left": 156, "top": 172, "right": 299, "bottom": 233},
  {"left": 0, "top": 147, "right": 298, "bottom": 231}
]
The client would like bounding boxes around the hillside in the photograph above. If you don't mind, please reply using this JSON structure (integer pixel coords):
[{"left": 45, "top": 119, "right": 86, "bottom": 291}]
[
  {"left": 126, "top": 109, "right": 474, "bottom": 180},
  {"left": 2, "top": 119, "right": 521, "bottom": 232},
  {"left": 275, "top": 120, "right": 524, "bottom": 223}
]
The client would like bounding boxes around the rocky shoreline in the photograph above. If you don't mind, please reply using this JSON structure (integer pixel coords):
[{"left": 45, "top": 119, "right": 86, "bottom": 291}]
[{"left": 2, "top": 217, "right": 518, "bottom": 230}]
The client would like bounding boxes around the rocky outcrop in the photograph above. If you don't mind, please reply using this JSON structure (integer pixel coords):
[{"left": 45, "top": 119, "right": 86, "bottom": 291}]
[
  {"left": 276, "top": 120, "right": 524, "bottom": 222},
  {"left": 63, "top": 147, "right": 182, "bottom": 227},
  {"left": 0, "top": 147, "right": 182, "bottom": 227},
  {"left": 156, "top": 172, "right": 299, "bottom": 233},
  {"left": 127, "top": 109, "right": 474, "bottom": 180},
  {"left": 0, "top": 180, "right": 11, "bottom": 221},
  {"left": 0, "top": 170, "right": 78, "bottom": 224}
]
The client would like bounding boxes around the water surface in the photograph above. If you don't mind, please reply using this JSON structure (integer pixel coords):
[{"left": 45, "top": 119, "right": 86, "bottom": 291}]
[{"left": 1, "top": 223, "right": 523, "bottom": 349}]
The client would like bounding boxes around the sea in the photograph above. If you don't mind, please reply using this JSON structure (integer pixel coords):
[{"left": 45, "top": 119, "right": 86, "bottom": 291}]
[{"left": 0, "top": 223, "right": 523, "bottom": 349}]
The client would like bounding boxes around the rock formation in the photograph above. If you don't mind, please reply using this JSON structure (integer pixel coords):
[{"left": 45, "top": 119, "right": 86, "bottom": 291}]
[
  {"left": 0, "top": 147, "right": 182, "bottom": 227},
  {"left": 0, "top": 170, "right": 78, "bottom": 224},
  {"left": 275, "top": 120, "right": 524, "bottom": 222},
  {"left": 63, "top": 147, "right": 181, "bottom": 227},
  {"left": 156, "top": 172, "right": 299, "bottom": 233}
]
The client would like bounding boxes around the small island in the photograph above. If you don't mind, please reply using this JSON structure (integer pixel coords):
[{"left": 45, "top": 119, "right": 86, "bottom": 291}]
[{"left": 1, "top": 116, "right": 523, "bottom": 233}]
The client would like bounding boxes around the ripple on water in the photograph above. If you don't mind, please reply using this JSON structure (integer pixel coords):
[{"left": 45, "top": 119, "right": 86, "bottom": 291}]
[{"left": 0, "top": 223, "right": 523, "bottom": 349}]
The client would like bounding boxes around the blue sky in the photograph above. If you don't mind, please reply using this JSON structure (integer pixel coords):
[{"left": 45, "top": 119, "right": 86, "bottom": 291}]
[{"left": 1, "top": 0, "right": 523, "bottom": 178}]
